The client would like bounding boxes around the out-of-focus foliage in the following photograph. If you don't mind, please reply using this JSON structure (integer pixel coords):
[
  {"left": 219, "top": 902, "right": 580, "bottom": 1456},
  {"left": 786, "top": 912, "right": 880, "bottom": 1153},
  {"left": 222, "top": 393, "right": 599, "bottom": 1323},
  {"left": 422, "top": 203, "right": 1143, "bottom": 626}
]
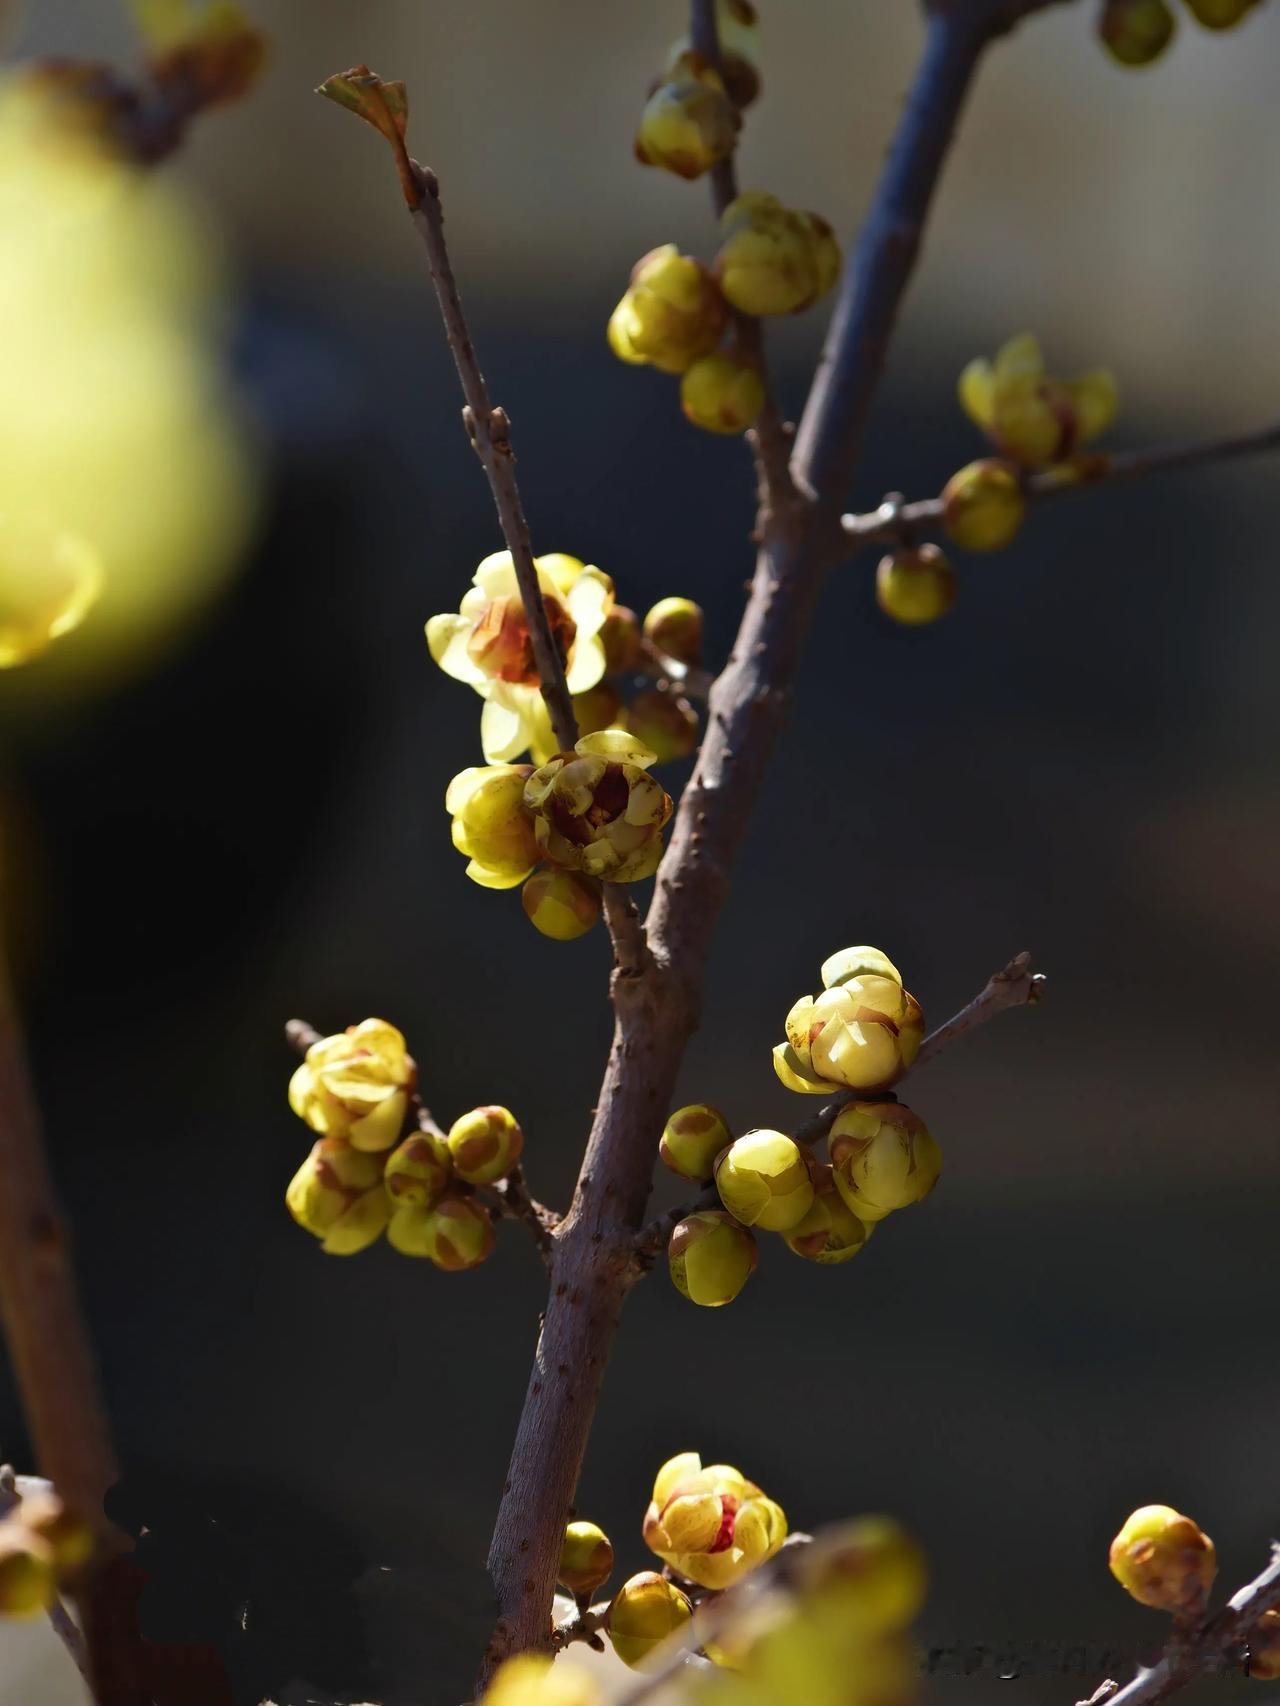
[{"left": 0, "top": 78, "right": 257, "bottom": 698}]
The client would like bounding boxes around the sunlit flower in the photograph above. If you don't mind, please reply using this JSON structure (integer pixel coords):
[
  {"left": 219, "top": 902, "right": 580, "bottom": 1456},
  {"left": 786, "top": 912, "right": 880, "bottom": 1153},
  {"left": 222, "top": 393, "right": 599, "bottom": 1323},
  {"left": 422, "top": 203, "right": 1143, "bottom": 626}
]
[
  {"left": 958, "top": 333, "right": 1118, "bottom": 468},
  {"left": 643, "top": 1452, "right": 786, "bottom": 1590},
  {"left": 426, "top": 552, "right": 613, "bottom": 762}
]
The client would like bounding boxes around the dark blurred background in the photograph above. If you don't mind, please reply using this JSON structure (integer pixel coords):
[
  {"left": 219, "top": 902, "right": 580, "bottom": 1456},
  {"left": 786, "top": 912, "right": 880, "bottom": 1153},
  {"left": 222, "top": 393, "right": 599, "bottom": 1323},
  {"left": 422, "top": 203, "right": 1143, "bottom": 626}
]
[{"left": 1, "top": 2, "right": 1278, "bottom": 1703}]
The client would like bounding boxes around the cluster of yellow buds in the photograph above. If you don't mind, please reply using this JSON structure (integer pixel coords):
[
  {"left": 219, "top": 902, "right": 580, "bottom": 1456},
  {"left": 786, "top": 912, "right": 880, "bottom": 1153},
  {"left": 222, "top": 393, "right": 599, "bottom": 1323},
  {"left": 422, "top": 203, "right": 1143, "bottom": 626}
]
[
  {"left": 634, "top": 2, "right": 761, "bottom": 180},
  {"left": 934, "top": 334, "right": 1120, "bottom": 563},
  {"left": 958, "top": 334, "right": 1118, "bottom": 471},
  {"left": 0, "top": 1482, "right": 93, "bottom": 1620},
  {"left": 616, "top": 8, "right": 840, "bottom": 437},
  {"left": 658, "top": 947, "right": 940, "bottom": 1307},
  {"left": 284, "top": 1018, "right": 522, "bottom": 1268},
  {"left": 1097, "top": 0, "right": 1265, "bottom": 67}
]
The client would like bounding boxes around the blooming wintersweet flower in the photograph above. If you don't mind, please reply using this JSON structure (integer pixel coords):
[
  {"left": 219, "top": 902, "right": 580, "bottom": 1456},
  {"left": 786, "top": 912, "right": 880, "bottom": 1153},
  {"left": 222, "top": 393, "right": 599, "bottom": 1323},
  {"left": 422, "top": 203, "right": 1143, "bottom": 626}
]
[
  {"left": 287, "top": 1018, "right": 415, "bottom": 1152},
  {"left": 426, "top": 552, "right": 613, "bottom": 763},
  {"left": 773, "top": 947, "right": 923, "bottom": 1097},
  {"left": 643, "top": 1452, "right": 787, "bottom": 1590},
  {"left": 524, "top": 730, "right": 672, "bottom": 884},
  {"left": 958, "top": 333, "right": 1118, "bottom": 468},
  {"left": 446, "top": 763, "right": 540, "bottom": 889}
]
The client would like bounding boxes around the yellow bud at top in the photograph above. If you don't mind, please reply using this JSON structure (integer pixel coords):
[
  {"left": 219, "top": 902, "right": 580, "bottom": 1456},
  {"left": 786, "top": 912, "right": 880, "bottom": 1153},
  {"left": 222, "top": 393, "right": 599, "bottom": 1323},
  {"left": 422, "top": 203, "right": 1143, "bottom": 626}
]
[
  {"left": 607, "top": 1571, "right": 692, "bottom": 1670},
  {"left": 1098, "top": 0, "right": 1177, "bottom": 63},
  {"left": 820, "top": 945, "right": 902, "bottom": 991},
  {"left": 1108, "top": 1505, "right": 1216, "bottom": 1613},
  {"left": 941, "top": 459, "right": 1027, "bottom": 553},
  {"left": 559, "top": 1520, "right": 615, "bottom": 1597},
  {"left": 635, "top": 61, "right": 737, "bottom": 181},
  {"left": 447, "top": 1105, "right": 524, "bottom": 1185}
]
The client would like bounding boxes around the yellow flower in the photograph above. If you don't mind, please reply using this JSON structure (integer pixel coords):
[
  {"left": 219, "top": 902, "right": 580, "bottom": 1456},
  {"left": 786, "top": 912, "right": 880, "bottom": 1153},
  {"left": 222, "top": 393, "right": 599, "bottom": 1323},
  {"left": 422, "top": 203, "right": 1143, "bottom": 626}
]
[
  {"left": 643, "top": 1452, "right": 786, "bottom": 1590},
  {"left": 0, "top": 513, "right": 101, "bottom": 668},
  {"left": 607, "top": 246, "right": 727, "bottom": 375},
  {"left": 773, "top": 947, "right": 923, "bottom": 1097},
  {"left": 714, "top": 192, "right": 842, "bottom": 317},
  {"left": 958, "top": 333, "right": 1118, "bottom": 468},
  {"left": 829, "top": 1101, "right": 941, "bottom": 1222},
  {"left": 426, "top": 552, "right": 613, "bottom": 763},
  {"left": 524, "top": 730, "right": 672, "bottom": 884},
  {"left": 446, "top": 763, "right": 540, "bottom": 890},
  {"left": 715, "top": 1129, "right": 815, "bottom": 1232},
  {"left": 287, "top": 1018, "right": 415, "bottom": 1152},
  {"left": 1108, "top": 1505, "right": 1216, "bottom": 1613},
  {"left": 285, "top": 1136, "right": 392, "bottom": 1255}
]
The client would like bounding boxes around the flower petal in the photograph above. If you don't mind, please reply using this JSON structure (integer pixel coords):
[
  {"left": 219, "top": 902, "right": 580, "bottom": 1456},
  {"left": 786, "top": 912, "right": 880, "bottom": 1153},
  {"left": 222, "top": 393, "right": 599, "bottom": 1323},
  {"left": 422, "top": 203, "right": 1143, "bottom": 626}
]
[
  {"left": 565, "top": 634, "right": 606, "bottom": 694},
  {"left": 993, "top": 332, "right": 1043, "bottom": 382},
  {"left": 1071, "top": 368, "right": 1119, "bottom": 443},
  {"left": 576, "top": 729, "right": 657, "bottom": 767},
  {"left": 957, "top": 358, "right": 994, "bottom": 429},
  {"left": 427, "top": 614, "right": 487, "bottom": 685},
  {"left": 481, "top": 689, "right": 532, "bottom": 763}
]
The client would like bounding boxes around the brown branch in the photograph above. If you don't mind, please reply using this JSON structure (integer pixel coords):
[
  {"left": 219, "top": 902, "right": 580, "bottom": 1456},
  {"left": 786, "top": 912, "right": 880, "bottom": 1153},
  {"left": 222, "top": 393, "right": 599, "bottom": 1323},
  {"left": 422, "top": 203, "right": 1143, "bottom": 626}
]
[
  {"left": 1080, "top": 1544, "right": 1280, "bottom": 1706},
  {"left": 478, "top": 7, "right": 1032, "bottom": 1682},
  {"left": 838, "top": 420, "right": 1280, "bottom": 555},
  {"left": 688, "top": 0, "right": 796, "bottom": 517},
  {"left": 914, "top": 950, "right": 1044, "bottom": 1069}
]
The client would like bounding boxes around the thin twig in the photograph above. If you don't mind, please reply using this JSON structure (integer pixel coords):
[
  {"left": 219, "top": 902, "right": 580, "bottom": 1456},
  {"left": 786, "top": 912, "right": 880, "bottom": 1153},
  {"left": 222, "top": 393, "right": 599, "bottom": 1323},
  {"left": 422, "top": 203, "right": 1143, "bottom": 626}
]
[
  {"left": 284, "top": 1017, "right": 322, "bottom": 1054},
  {"left": 551, "top": 1596, "right": 610, "bottom": 1652},
  {"left": 404, "top": 159, "right": 649, "bottom": 977},
  {"left": 632, "top": 1183, "right": 719, "bottom": 1269},
  {"left": 914, "top": 950, "right": 1044, "bottom": 1069},
  {"left": 688, "top": 0, "right": 796, "bottom": 516},
  {"left": 1083, "top": 1544, "right": 1280, "bottom": 1706},
  {"left": 478, "top": 1166, "right": 559, "bottom": 1271},
  {"left": 838, "top": 420, "right": 1280, "bottom": 555}
]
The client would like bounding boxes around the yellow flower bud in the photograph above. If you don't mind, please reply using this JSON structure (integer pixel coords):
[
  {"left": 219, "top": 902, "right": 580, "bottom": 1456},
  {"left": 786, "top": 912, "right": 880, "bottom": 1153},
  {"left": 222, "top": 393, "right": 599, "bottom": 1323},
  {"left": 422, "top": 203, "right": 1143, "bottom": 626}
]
[
  {"left": 484, "top": 1652, "right": 603, "bottom": 1706},
  {"left": 668, "top": 1210, "right": 757, "bottom": 1307},
  {"left": 941, "top": 459, "right": 1027, "bottom": 552},
  {"left": 829, "top": 1101, "right": 941, "bottom": 1222},
  {"left": 16, "top": 1493, "right": 94, "bottom": 1576},
  {"left": 714, "top": 192, "right": 841, "bottom": 317},
  {"left": 0, "top": 1525, "right": 57, "bottom": 1617},
  {"left": 559, "top": 1520, "right": 615, "bottom": 1598},
  {"left": 664, "top": 1, "right": 762, "bottom": 109},
  {"left": 286, "top": 1137, "right": 392, "bottom": 1255},
  {"left": 680, "top": 350, "right": 766, "bottom": 435},
  {"left": 715, "top": 1129, "right": 815, "bottom": 1232},
  {"left": 387, "top": 1196, "right": 495, "bottom": 1269},
  {"left": 1183, "top": 0, "right": 1256, "bottom": 25},
  {"left": 606, "top": 1571, "right": 693, "bottom": 1669},
  {"left": 876, "top": 545, "right": 957, "bottom": 627},
  {"left": 778, "top": 972, "right": 924, "bottom": 1097},
  {"left": 1108, "top": 1505, "right": 1216, "bottom": 1613},
  {"left": 625, "top": 688, "right": 699, "bottom": 762},
  {"left": 571, "top": 684, "right": 623, "bottom": 738},
  {"left": 521, "top": 869, "right": 602, "bottom": 941},
  {"left": 383, "top": 1131, "right": 452, "bottom": 1209},
  {"left": 643, "top": 1453, "right": 786, "bottom": 1590},
  {"left": 1098, "top": 0, "right": 1177, "bottom": 62},
  {"left": 608, "top": 247, "right": 728, "bottom": 375},
  {"left": 446, "top": 764, "right": 540, "bottom": 890},
  {"left": 0, "top": 514, "right": 102, "bottom": 668},
  {"left": 642, "top": 597, "right": 703, "bottom": 667},
  {"left": 659, "top": 1103, "right": 733, "bottom": 1182},
  {"left": 525, "top": 731, "right": 672, "bottom": 884},
  {"left": 784, "top": 1166, "right": 869, "bottom": 1263},
  {"left": 600, "top": 604, "right": 644, "bottom": 675},
  {"left": 792, "top": 1516, "right": 928, "bottom": 1633},
  {"left": 635, "top": 59, "right": 737, "bottom": 180},
  {"left": 447, "top": 1105, "right": 524, "bottom": 1185},
  {"left": 1245, "top": 1608, "right": 1280, "bottom": 1681},
  {"left": 287, "top": 1018, "right": 415, "bottom": 1152}
]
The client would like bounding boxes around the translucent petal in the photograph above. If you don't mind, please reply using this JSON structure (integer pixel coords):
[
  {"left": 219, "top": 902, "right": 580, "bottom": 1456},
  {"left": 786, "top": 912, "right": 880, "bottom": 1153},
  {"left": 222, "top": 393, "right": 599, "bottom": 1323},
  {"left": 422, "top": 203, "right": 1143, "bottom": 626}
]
[
  {"left": 957, "top": 357, "right": 994, "bottom": 429},
  {"left": 1071, "top": 367, "right": 1119, "bottom": 442},
  {"left": 654, "top": 1452, "right": 704, "bottom": 1507},
  {"left": 576, "top": 729, "right": 657, "bottom": 767},
  {"left": 771, "top": 1041, "right": 832, "bottom": 1095},
  {"left": 474, "top": 552, "right": 518, "bottom": 597},
  {"left": 535, "top": 552, "right": 585, "bottom": 595},
  {"left": 466, "top": 856, "right": 536, "bottom": 891},
  {"left": 426, "top": 613, "right": 486, "bottom": 685},
  {"left": 993, "top": 332, "right": 1043, "bottom": 381},
  {"left": 481, "top": 689, "right": 531, "bottom": 763},
  {"left": 566, "top": 566, "right": 612, "bottom": 638}
]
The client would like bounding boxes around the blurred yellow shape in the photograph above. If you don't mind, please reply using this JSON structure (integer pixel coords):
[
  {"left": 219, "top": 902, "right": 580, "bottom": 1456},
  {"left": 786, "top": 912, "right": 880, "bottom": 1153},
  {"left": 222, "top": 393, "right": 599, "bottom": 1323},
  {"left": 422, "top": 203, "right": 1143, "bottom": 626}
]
[{"left": 0, "top": 515, "right": 102, "bottom": 668}]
